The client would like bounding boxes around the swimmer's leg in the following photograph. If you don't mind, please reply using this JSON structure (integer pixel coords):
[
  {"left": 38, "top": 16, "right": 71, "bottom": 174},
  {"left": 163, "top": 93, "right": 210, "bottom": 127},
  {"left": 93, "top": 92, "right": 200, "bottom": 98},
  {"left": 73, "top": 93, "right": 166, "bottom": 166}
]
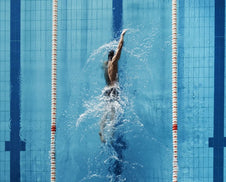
[
  {"left": 109, "top": 106, "right": 116, "bottom": 140},
  {"left": 99, "top": 112, "right": 108, "bottom": 143}
]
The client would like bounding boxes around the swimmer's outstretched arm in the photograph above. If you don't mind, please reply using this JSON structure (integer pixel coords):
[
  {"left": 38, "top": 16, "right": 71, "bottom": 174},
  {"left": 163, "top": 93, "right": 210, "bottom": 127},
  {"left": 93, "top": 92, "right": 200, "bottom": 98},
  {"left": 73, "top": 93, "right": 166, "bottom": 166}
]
[{"left": 112, "top": 29, "right": 128, "bottom": 64}]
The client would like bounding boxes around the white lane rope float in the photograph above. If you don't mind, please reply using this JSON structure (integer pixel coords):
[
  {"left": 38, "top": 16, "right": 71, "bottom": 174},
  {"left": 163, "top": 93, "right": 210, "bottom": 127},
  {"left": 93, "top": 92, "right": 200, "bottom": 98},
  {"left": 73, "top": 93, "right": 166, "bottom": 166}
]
[
  {"left": 172, "top": 0, "right": 178, "bottom": 181},
  {"left": 51, "top": 0, "right": 58, "bottom": 181}
]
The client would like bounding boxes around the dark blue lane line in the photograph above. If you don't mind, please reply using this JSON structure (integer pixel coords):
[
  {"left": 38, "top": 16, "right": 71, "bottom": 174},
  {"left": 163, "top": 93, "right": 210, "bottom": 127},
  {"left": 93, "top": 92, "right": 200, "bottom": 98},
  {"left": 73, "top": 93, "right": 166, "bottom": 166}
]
[
  {"left": 113, "top": 0, "right": 126, "bottom": 90},
  {"left": 110, "top": 0, "right": 125, "bottom": 178},
  {"left": 112, "top": 0, "right": 122, "bottom": 40},
  {"left": 5, "top": 0, "right": 25, "bottom": 181},
  {"left": 208, "top": 0, "right": 225, "bottom": 181}
]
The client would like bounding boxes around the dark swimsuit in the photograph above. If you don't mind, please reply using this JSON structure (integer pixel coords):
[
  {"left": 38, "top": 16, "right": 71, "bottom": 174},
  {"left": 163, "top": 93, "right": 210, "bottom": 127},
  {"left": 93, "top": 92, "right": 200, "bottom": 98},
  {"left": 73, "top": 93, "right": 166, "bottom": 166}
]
[
  {"left": 104, "top": 87, "right": 119, "bottom": 97},
  {"left": 103, "top": 86, "right": 119, "bottom": 103}
]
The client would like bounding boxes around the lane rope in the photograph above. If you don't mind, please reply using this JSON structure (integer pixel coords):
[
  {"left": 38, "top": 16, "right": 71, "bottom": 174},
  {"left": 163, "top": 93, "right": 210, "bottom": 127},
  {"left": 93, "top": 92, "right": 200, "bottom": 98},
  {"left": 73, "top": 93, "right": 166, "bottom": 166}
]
[
  {"left": 51, "top": 0, "right": 58, "bottom": 181},
  {"left": 172, "top": 0, "right": 178, "bottom": 181}
]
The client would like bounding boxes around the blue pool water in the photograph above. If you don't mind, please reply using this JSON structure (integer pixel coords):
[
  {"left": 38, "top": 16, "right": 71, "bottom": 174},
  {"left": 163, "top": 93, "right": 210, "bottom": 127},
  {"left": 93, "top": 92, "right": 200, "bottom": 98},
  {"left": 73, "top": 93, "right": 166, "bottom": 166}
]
[{"left": 0, "top": 0, "right": 223, "bottom": 181}]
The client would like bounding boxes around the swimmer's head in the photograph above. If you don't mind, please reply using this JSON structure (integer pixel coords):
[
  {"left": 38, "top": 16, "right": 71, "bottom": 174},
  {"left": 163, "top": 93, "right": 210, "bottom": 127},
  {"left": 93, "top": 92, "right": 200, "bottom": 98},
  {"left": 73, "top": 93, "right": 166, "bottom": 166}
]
[{"left": 108, "top": 50, "right": 115, "bottom": 60}]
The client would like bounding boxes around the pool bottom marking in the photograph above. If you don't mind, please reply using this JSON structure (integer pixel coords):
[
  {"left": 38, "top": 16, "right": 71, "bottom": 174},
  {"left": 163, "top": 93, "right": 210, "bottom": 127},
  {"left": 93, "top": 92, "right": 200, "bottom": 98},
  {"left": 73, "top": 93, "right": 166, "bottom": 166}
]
[
  {"left": 5, "top": 0, "right": 26, "bottom": 182},
  {"left": 208, "top": 0, "right": 225, "bottom": 182}
]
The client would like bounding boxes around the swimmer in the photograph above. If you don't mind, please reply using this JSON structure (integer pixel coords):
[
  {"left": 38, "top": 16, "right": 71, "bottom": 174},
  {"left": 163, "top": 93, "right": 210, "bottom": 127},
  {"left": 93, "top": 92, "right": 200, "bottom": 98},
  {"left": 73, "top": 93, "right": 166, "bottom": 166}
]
[{"left": 99, "top": 29, "right": 128, "bottom": 143}]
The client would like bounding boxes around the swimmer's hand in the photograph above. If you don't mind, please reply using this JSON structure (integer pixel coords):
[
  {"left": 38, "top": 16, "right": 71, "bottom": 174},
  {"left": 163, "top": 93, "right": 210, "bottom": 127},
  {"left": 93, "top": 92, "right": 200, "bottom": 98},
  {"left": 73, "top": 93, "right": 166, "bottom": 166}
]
[{"left": 121, "top": 29, "right": 128, "bottom": 36}]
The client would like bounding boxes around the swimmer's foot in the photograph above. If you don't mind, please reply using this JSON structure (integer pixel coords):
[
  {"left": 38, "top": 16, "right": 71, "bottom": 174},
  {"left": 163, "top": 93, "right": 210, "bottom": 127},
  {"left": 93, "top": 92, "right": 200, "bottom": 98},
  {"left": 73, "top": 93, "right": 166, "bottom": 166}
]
[{"left": 99, "top": 132, "right": 106, "bottom": 143}]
